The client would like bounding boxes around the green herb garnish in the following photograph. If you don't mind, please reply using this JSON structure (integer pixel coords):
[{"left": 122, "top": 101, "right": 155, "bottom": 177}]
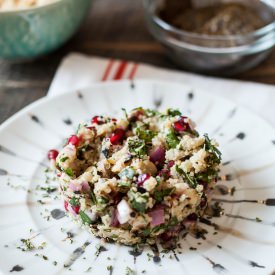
[
  {"left": 128, "top": 138, "right": 147, "bottom": 157},
  {"left": 175, "top": 165, "right": 197, "bottom": 188},
  {"left": 69, "top": 197, "right": 79, "bottom": 206},
  {"left": 204, "top": 134, "right": 221, "bottom": 163},
  {"left": 60, "top": 157, "right": 69, "bottom": 162},
  {"left": 79, "top": 210, "right": 92, "bottom": 225},
  {"left": 166, "top": 129, "right": 180, "bottom": 149},
  {"left": 136, "top": 128, "right": 157, "bottom": 143},
  {"left": 65, "top": 168, "right": 74, "bottom": 177},
  {"left": 153, "top": 188, "right": 175, "bottom": 202},
  {"left": 167, "top": 108, "right": 181, "bottom": 117}
]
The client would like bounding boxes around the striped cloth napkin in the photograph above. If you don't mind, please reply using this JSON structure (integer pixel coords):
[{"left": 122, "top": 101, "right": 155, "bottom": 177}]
[{"left": 48, "top": 52, "right": 275, "bottom": 127}]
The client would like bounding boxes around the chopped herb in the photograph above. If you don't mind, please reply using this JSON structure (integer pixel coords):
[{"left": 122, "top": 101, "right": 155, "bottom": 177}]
[
  {"left": 196, "top": 169, "right": 218, "bottom": 183},
  {"left": 97, "top": 196, "right": 109, "bottom": 205},
  {"left": 125, "top": 266, "right": 135, "bottom": 275},
  {"left": 128, "top": 138, "right": 147, "bottom": 157},
  {"left": 38, "top": 241, "right": 47, "bottom": 250},
  {"left": 167, "top": 109, "right": 181, "bottom": 117},
  {"left": 53, "top": 261, "right": 58, "bottom": 266},
  {"left": 79, "top": 211, "right": 92, "bottom": 225},
  {"left": 90, "top": 190, "right": 97, "bottom": 205},
  {"left": 153, "top": 188, "right": 174, "bottom": 202},
  {"left": 65, "top": 168, "right": 74, "bottom": 177},
  {"left": 256, "top": 217, "right": 262, "bottom": 222},
  {"left": 143, "top": 228, "right": 151, "bottom": 236},
  {"left": 107, "top": 265, "right": 113, "bottom": 272},
  {"left": 142, "top": 270, "right": 146, "bottom": 274},
  {"left": 136, "top": 127, "right": 157, "bottom": 143},
  {"left": 85, "top": 267, "right": 92, "bottom": 272},
  {"left": 18, "top": 238, "right": 35, "bottom": 251},
  {"left": 166, "top": 129, "right": 180, "bottom": 148},
  {"left": 189, "top": 247, "right": 197, "bottom": 250},
  {"left": 122, "top": 108, "right": 128, "bottom": 119},
  {"left": 145, "top": 109, "right": 160, "bottom": 117},
  {"left": 60, "top": 157, "right": 69, "bottom": 162},
  {"left": 42, "top": 255, "right": 48, "bottom": 260},
  {"left": 175, "top": 165, "right": 197, "bottom": 188},
  {"left": 130, "top": 200, "right": 147, "bottom": 213},
  {"left": 69, "top": 197, "right": 79, "bottom": 206},
  {"left": 204, "top": 134, "right": 221, "bottom": 163}
]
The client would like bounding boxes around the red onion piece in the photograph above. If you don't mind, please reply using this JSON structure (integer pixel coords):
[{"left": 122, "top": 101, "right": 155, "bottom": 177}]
[
  {"left": 149, "top": 146, "right": 165, "bottom": 166},
  {"left": 82, "top": 181, "right": 90, "bottom": 192},
  {"left": 69, "top": 182, "right": 82, "bottom": 192},
  {"left": 148, "top": 208, "right": 165, "bottom": 227},
  {"left": 110, "top": 209, "right": 120, "bottom": 227}
]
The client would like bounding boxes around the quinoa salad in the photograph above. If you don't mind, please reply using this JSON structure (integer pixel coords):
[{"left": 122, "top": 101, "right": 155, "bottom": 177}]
[{"left": 50, "top": 108, "right": 221, "bottom": 247}]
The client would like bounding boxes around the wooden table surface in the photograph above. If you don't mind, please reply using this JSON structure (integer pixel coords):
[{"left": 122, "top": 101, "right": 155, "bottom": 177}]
[{"left": 1, "top": 0, "right": 275, "bottom": 124}]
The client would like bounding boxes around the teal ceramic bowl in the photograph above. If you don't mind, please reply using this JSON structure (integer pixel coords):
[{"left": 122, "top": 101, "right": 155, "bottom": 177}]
[{"left": 0, "top": 0, "right": 92, "bottom": 60}]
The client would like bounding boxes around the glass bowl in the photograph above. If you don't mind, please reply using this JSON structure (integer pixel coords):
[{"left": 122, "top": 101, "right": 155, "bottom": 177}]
[
  {"left": 143, "top": 0, "right": 275, "bottom": 76},
  {"left": 0, "top": 0, "right": 92, "bottom": 60}
]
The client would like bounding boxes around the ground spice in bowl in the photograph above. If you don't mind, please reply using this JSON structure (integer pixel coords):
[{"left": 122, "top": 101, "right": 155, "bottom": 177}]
[{"left": 158, "top": 1, "right": 267, "bottom": 35}]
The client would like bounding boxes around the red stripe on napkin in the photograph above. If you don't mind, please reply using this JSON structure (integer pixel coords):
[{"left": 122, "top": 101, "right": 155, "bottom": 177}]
[
  {"left": 101, "top": 59, "right": 114, "bottom": 81},
  {"left": 113, "top": 61, "right": 128, "bottom": 80},
  {"left": 128, "top": 63, "right": 139, "bottom": 80}
]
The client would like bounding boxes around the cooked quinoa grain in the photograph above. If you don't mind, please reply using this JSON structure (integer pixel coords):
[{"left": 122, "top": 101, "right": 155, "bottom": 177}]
[{"left": 54, "top": 108, "right": 221, "bottom": 246}]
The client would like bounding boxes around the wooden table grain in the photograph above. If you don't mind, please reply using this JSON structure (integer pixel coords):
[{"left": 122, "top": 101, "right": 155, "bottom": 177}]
[{"left": 1, "top": 0, "right": 275, "bottom": 124}]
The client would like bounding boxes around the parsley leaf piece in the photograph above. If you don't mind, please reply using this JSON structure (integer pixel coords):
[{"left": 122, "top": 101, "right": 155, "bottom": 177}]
[
  {"left": 65, "top": 168, "right": 74, "bottom": 177},
  {"left": 204, "top": 134, "right": 222, "bottom": 163},
  {"left": 175, "top": 165, "right": 197, "bottom": 188},
  {"left": 79, "top": 210, "right": 92, "bottom": 225},
  {"left": 90, "top": 190, "right": 97, "bottom": 205},
  {"left": 130, "top": 200, "right": 147, "bottom": 213},
  {"left": 136, "top": 127, "right": 157, "bottom": 143},
  {"left": 166, "top": 129, "right": 180, "bottom": 149},
  {"left": 167, "top": 108, "right": 182, "bottom": 117},
  {"left": 60, "top": 156, "right": 69, "bottom": 162},
  {"left": 128, "top": 138, "right": 147, "bottom": 157},
  {"left": 153, "top": 188, "right": 175, "bottom": 202},
  {"left": 122, "top": 108, "right": 128, "bottom": 119},
  {"left": 69, "top": 197, "right": 79, "bottom": 206}
]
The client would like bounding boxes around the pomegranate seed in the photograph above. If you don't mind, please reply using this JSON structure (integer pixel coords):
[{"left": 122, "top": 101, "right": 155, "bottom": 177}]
[
  {"left": 112, "top": 118, "right": 117, "bottom": 122},
  {"left": 72, "top": 205, "right": 80, "bottom": 214},
  {"left": 173, "top": 117, "right": 189, "bottom": 132},
  {"left": 167, "top": 160, "right": 175, "bottom": 168},
  {"left": 187, "top": 213, "right": 198, "bottom": 221},
  {"left": 47, "top": 149, "right": 59, "bottom": 160},
  {"left": 64, "top": 201, "right": 69, "bottom": 211},
  {"left": 68, "top": 135, "right": 80, "bottom": 146},
  {"left": 110, "top": 129, "right": 125, "bottom": 145},
  {"left": 137, "top": 174, "right": 150, "bottom": 186},
  {"left": 92, "top": 116, "right": 104, "bottom": 125}
]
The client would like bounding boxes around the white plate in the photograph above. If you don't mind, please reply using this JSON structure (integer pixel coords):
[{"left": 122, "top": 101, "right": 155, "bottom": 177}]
[{"left": 0, "top": 80, "right": 275, "bottom": 275}]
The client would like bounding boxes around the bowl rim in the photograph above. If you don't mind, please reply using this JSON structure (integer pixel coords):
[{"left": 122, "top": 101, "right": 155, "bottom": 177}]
[
  {"left": 0, "top": 0, "right": 68, "bottom": 14},
  {"left": 144, "top": 0, "right": 275, "bottom": 42},
  {"left": 151, "top": 14, "right": 275, "bottom": 41}
]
